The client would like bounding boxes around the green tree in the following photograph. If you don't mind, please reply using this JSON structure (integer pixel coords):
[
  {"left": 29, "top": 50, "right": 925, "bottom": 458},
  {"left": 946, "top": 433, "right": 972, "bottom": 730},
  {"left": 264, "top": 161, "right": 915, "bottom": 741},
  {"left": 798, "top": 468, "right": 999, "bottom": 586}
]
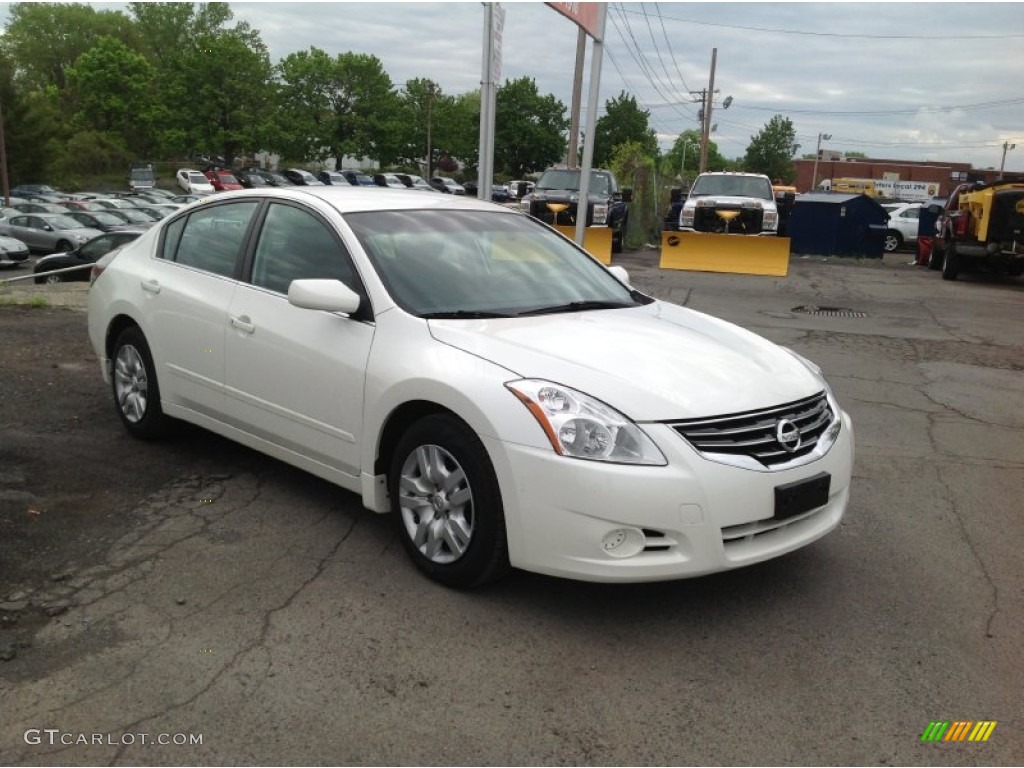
[
  {"left": 176, "top": 27, "right": 274, "bottom": 167},
  {"left": 494, "top": 77, "right": 568, "bottom": 177},
  {"left": 65, "top": 37, "right": 157, "bottom": 154},
  {"left": 663, "top": 129, "right": 731, "bottom": 183},
  {"left": 275, "top": 49, "right": 401, "bottom": 168},
  {"left": 742, "top": 115, "right": 800, "bottom": 182},
  {"left": 129, "top": 2, "right": 234, "bottom": 68},
  {"left": 0, "top": 53, "right": 60, "bottom": 184},
  {"left": 1, "top": 2, "right": 134, "bottom": 91},
  {"left": 593, "top": 91, "right": 657, "bottom": 168},
  {"left": 608, "top": 140, "right": 656, "bottom": 247}
]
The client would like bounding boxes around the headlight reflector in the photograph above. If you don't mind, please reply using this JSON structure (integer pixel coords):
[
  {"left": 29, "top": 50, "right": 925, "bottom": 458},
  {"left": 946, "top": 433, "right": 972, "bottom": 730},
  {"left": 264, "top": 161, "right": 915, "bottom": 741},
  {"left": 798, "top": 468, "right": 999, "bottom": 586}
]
[{"left": 507, "top": 380, "right": 666, "bottom": 465}]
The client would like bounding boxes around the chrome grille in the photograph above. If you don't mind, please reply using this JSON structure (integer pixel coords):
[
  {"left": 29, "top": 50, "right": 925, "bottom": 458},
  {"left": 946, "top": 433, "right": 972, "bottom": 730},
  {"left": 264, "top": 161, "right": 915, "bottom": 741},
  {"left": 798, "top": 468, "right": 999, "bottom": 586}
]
[{"left": 670, "top": 392, "right": 833, "bottom": 468}]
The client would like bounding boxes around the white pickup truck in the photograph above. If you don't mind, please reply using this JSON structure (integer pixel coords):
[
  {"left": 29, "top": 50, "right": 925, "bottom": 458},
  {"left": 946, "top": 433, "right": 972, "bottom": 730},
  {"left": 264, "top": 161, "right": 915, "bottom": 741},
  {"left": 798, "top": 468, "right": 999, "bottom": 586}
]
[{"left": 679, "top": 172, "right": 780, "bottom": 235}]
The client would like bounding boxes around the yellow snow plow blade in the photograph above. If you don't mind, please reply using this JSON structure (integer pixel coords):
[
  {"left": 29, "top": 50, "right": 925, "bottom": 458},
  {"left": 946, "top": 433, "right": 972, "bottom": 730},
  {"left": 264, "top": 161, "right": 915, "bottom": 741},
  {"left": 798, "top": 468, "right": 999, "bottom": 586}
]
[
  {"left": 660, "top": 232, "right": 791, "bottom": 276},
  {"left": 555, "top": 225, "right": 613, "bottom": 264}
]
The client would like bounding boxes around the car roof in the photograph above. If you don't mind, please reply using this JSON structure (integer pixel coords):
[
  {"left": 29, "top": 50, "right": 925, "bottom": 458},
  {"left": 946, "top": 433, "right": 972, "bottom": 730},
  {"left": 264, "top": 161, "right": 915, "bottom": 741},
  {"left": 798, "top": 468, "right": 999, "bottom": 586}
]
[{"left": 197, "top": 186, "right": 512, "bottom": 215}]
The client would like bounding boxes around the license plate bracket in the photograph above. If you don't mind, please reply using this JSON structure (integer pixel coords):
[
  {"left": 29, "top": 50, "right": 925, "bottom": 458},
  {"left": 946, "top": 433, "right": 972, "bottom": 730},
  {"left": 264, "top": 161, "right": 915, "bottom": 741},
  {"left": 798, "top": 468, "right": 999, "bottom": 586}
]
[{"left": 774, "top": 472, "right": 831, "bottom": 521}]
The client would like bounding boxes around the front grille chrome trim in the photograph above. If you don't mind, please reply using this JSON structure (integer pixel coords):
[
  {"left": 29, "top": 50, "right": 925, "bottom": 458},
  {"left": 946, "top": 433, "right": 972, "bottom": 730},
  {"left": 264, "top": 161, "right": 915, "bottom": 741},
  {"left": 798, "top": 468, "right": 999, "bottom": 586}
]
[{"left": 666, "top": 391, "right": 841, "bottom": 472}]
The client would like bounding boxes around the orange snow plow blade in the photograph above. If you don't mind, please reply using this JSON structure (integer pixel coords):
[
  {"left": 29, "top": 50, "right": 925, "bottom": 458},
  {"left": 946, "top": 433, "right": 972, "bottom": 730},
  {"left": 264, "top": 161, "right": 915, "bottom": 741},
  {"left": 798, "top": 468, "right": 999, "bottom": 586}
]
[
  {"left": 555, "top": 225, "right": 613, "bottom": 264},
  {"left": 660, "top": 232, "right": 791, "bottom": 276}
]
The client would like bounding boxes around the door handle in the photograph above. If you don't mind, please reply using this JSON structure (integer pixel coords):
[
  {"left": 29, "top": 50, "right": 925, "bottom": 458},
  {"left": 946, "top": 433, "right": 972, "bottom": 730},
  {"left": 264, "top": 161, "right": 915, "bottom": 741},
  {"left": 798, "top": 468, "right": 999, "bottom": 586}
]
[
  {"left": 141, "top": 278, "right": 161, "bottom": 294},
  {"left": 229, "top": 315, "right": 255, "bottom": 334}
]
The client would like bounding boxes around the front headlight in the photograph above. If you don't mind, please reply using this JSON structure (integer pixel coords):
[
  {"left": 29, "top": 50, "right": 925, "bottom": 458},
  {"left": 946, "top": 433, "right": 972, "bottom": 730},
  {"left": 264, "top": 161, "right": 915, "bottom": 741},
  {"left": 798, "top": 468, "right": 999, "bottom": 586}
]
[
  {"left": 680, "top": 206, "right": 695, "bottom": 227},
  {"left": 592, "top": 203, "right": 608, "bottom": 225},
  {"left": 506, "top": 380, "right": 666, "bottom": 465}
]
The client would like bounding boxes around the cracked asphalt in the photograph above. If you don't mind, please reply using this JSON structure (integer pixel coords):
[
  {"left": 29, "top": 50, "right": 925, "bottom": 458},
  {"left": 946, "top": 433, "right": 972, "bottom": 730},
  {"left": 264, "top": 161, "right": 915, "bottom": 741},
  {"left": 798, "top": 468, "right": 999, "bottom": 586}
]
[{"left": 1, "top": 251, "right": 1021, "bottom": 766}]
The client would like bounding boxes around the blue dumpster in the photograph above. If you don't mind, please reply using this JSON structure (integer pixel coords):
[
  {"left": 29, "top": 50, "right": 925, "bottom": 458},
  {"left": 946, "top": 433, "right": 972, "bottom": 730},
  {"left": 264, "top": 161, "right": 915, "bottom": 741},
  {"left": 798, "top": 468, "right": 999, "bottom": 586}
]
[{"left": 789, "top": 192, "right": 890, "bottom": 258}]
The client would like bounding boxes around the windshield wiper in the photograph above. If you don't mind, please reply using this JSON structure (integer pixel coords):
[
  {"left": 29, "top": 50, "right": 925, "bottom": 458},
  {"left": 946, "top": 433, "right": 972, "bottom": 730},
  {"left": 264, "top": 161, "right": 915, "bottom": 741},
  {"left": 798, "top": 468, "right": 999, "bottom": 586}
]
[
  {"left": 420, "top": 310, "right": 516, "bottom": 319},
  {"left": 518, "top": 300, "right": 634, "bottom": 316}
]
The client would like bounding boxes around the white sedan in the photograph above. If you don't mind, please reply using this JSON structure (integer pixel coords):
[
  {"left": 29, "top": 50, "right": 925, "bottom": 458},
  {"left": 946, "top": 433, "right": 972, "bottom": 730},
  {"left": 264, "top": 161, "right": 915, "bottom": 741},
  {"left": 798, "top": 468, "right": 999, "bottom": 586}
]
[
  {"left": 87, "top": 187, "right": 854, "bottom": 587},
  {"left": 175, "top": 169, "right": 216, "bottom": 195}
]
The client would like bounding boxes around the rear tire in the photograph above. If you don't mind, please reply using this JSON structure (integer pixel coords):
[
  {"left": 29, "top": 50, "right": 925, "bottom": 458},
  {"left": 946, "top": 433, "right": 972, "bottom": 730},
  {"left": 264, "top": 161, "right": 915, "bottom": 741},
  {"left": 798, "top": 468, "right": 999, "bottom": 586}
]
[
  {"left": 44, "top": 273, "right": 63, "bottom": 284},
  {"left": 389, "top": 414, "right": 510, "bottom": 588},
  {"left": 56, "top": 240, "right": 72, "bottom": 253},
  {"left": 110, "top": 326, "right": 169, "bottom": 439},
  {"left": 941, "top": 241, "right": 960, "bottom": 281},
  {"left": 928, "top": 242, "right": 944, "bottom": 271},
  {"left": 883, "top": 231, "right": 902, "bottom": 252}
]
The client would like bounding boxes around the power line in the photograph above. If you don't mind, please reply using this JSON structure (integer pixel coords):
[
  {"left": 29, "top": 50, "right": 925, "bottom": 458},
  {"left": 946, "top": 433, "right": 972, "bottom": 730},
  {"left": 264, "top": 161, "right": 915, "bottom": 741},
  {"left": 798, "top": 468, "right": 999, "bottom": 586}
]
[
  {"left": 733, "top": 97, "right": 1024, "bottom": 117},
  {"left": 616, "top": 5, "right": 1024, "bottom": 40}
]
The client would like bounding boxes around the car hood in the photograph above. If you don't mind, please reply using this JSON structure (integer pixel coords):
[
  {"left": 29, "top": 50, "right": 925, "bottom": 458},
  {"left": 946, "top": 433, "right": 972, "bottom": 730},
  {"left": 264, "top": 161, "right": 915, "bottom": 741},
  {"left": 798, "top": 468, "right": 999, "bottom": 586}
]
[
  {"left": 533, "top": 188, "right": 609, "bottom": 203},
  {"left": 684, "top": 195, "right": 777, "bottom": 210},
  {"left": 427, "top": 302, "right": 822, "bottom": 421}
]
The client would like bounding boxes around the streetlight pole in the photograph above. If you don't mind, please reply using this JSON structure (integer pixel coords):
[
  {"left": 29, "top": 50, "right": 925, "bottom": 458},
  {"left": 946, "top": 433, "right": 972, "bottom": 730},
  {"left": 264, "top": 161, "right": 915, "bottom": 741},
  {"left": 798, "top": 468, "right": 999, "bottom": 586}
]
[
  {"left": 811, "top": 132, "right": 831, "bottom": 191},
  {"left": 998, "top": 141, "right": 1016, "bottom": 180},
  {"left": 680, "top": 139, "right": 691, "bottom": 186}
]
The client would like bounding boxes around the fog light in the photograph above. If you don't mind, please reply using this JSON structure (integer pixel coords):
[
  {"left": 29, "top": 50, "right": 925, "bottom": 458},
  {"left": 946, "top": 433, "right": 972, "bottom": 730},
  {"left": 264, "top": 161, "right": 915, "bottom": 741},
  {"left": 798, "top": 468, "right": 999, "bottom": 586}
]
[{"left": 601, "top": 527, "right": 645, "bottom": 558}]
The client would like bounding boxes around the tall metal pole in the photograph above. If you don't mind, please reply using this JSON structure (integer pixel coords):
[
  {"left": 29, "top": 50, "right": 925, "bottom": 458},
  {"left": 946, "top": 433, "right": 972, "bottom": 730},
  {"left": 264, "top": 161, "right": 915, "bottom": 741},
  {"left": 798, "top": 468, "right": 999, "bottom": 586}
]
[
  {"left": 699, "top": 48, "right": 716, "bottom": 174},
  {"left": 574, "top": 4, "right": 605, "bottom": 248},
  {"left": 567, "top": 28, "right": 586, "bottom": 168},
  {"left": 477, "top": 3, "right": 495, "bottom": 202},
  {"left": 811, "top": 132, "right": 831, "bottom": 190},
  {"left": 426, "top": 82, "right": 435, "bottom": 180}
]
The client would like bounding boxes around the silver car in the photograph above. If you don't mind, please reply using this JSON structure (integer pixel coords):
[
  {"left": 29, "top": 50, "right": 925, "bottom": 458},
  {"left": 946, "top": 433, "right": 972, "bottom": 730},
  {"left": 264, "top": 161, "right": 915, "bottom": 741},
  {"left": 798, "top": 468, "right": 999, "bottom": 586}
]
[
  {"left": 0, "top": 234, "right": 31, "bottom": 267},
  {"left": 0, "top": 213, "right": 103, "bottom": 254}
]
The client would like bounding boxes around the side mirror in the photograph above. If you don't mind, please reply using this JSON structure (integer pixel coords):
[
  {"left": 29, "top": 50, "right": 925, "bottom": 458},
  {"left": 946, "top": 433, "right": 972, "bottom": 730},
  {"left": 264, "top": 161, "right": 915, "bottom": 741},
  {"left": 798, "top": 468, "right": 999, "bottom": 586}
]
[
  {"left": 620, "top": 188, "right": 634, "bottom": 203},
  {"left": 608, "top": 265, "right": 631, "bottom": 285},
  {"left": 669, "top": 187, "right": 683, "bottom": 204},
  {"left": 288, "top": 279, "right": 362, "bottom": 315}
]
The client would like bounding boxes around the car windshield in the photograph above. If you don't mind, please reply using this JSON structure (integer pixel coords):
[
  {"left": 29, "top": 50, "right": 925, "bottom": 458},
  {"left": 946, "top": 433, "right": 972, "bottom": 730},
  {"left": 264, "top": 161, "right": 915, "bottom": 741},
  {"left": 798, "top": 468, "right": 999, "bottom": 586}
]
[
  {"left": 131, "top": 170, "right": 153, "bottom": 181},
  {"left": 535, "top": 170, "right": 612, "bottom": 196},
  {"left": 119, "top": 210, "right": 153, "bottom": 222},
  {"left": 47, "top": 215, "right": 87, "bottom": 230},
  {"left": 689, "top": 175, "right": 773, "bottom": 200},
  {"left": 218, "top": 174, "right": 239, "bottom": 184},
  {"left": 346, "top": 209, "right": 646, "bottom": 317},
  {"left": 89, "top": 212, "right": 123, "bottom": 226},
  {"left": 188, "top": 174, "right": 208, "bottom": 183}
]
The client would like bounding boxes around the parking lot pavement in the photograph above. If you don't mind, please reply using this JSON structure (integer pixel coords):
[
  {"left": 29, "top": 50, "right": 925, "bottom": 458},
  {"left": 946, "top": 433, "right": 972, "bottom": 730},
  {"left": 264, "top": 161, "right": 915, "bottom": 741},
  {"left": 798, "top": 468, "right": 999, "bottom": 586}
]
[{"left": 1, "top": 252, "right": 1021, "bottom": 765}]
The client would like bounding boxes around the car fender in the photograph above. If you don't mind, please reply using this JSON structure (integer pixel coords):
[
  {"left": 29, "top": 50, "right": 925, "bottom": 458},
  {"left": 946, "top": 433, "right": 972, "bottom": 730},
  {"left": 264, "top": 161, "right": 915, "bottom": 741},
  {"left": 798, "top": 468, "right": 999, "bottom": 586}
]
[{"left": 359, "top": 310, "right": 554, "bottom": 512}]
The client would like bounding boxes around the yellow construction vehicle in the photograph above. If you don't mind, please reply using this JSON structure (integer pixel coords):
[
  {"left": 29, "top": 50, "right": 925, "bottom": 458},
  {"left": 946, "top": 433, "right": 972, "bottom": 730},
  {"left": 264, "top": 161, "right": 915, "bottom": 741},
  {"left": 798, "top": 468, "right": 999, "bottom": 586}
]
[
  {"left": 929, "top": 180, "right": 1024, "bottom": 280},
  {"left": 660, "top": 171, "right": 792, "bottom": 276}
]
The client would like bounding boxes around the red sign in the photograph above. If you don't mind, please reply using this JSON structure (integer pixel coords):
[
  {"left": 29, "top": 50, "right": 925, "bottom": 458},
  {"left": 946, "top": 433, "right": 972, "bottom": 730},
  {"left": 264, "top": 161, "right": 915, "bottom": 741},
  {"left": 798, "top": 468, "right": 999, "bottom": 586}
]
[{"left": 546, "top": 2, "right": 603, "bottom": 39}]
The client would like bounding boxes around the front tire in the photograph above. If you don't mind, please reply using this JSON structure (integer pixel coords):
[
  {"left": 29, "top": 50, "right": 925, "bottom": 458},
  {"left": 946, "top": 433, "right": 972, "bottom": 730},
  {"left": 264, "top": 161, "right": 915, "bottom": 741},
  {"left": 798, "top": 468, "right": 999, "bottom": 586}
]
[
  {"left": 928, "top": 241, "right": 944, "bottom": 271},
  {"left": 941, "top": 241, "right": 960, "bottom": 281},
  {"left": 389, "top": 414, "right": 510, "bottom": 588},
  {"left": 56, "top": 240, "right": 73, "bottom": 253},
  {"left": 111, "top": 326, "right": 168, "bottom": 439}
]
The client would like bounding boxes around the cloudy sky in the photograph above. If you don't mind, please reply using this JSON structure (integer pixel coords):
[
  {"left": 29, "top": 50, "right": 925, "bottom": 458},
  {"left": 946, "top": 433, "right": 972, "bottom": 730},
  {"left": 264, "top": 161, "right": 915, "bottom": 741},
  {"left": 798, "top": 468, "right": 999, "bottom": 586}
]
[{"left": 6, "top": 1, "right": 1024, "bottom": 171}]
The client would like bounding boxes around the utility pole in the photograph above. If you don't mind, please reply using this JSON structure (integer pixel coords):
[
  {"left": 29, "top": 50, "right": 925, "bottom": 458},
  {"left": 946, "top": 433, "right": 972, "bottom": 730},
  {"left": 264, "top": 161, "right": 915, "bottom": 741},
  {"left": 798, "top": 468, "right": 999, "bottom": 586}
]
[
  {"left": 699, "top": 48, "right": 717, "bottom": 174},
  {"left": 0, "top": 98, "right": 9, "bottom": 207},
  {"left": 998, "top": 141, "right": 1016, "bottom": 180},
  {"left": 567, "top": 28, "right": 586, "bottom": 168}
]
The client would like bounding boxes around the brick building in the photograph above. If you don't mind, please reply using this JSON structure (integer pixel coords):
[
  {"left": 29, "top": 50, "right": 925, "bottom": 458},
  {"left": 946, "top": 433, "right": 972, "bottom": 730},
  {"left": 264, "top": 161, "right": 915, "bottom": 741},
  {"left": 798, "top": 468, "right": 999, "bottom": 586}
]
[{"left": 792, "top": 156, "right": 1024, "bottom": 196}]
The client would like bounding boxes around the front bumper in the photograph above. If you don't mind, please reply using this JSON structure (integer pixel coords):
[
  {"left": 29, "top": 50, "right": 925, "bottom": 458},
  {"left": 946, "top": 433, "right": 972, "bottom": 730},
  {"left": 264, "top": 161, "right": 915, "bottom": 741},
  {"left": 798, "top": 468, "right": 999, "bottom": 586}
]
[
  {"left": 486, "top": 411, "right": 854, "bottom": 582},
  {"left": 0, "top": 249, "right": 30, "bottom": 266}
]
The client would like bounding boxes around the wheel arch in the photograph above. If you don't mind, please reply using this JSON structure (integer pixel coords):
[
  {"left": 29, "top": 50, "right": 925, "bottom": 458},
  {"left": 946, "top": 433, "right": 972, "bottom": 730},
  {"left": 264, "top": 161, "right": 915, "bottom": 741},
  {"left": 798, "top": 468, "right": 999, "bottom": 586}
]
[{"left": 104, "top": 313, "right": 143, "bottom": 361}]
